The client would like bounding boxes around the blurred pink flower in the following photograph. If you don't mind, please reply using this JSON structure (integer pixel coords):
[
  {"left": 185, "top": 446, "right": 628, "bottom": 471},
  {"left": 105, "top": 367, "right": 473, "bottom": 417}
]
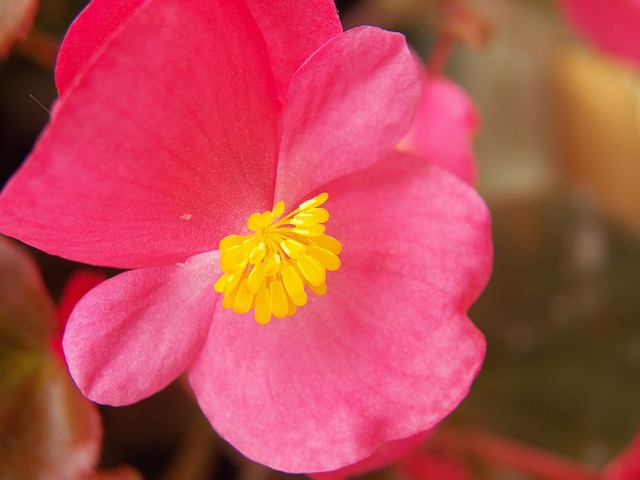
[
  {"left": 400, "top": 75, "right": 480, "bottom": 185},
  {"left": 51, "top": 269, "right": 106, "bottom": 361},
  {"left": 557, "top": 0, "right": 640, "bottom": 67},
  {"left": 0, "top": 0, "right": 492, "bottom": 473},
  {"left": 602, "top": 433, "right": 640, "bottom": 480}
]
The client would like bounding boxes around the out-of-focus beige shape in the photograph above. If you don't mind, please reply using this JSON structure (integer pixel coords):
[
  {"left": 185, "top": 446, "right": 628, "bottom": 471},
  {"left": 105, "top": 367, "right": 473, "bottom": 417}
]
[
  {"left": 452, "top": 0, "right": 562, "bottom": 201},
  {"left": 0, "top": 0, "right": 38, "bottom": 57},
  {"left": 552, "top": 45, "right": 640, "bottom": 233}
]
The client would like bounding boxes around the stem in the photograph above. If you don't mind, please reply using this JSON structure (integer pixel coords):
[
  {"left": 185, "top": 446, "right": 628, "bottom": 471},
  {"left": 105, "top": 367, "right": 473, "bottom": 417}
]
[
  {"left": 433, "top": 425, "right": 600, "bottom": 480},
  {"left": 427, "top": 33, "right": 454, "bottom": 76}
]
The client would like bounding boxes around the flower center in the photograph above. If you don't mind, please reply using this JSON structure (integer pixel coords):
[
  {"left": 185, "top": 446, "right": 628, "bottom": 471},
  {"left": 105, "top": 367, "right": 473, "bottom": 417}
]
[{"left": 214, "top": 193, "right": 342, "bottom": 324}]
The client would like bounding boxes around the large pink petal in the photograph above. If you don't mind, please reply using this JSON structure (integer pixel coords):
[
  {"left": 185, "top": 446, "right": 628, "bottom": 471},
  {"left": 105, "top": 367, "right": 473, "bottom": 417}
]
[
  {"left": 190, "top": 152, "right": 491, "bottom": 472},
  {"left": 56, "top": 0, "right": 342, "bottom": 100},
  {"left": 55, "top": 0, "right": 145, "bottom": 95},
  {"left": 63, "top": 251, "right": 218, "bottom": 406},
  {"left": 244, "top": 0, "right": 342, "bottom": 99},
  {"left": 557, "top": 0, "right": 640, "bottom": 67},
  {"left": 0, "top": 0, "right": 279, "bottom": 269},
  {"left": 400, "top": 76, "right": 479, "bottom": 185},
  {"left": 275, "top": 26, "right": 422, "bottom": 206},
  {"left": 57, "top": 0, "right": 342, "bottom": 99}
]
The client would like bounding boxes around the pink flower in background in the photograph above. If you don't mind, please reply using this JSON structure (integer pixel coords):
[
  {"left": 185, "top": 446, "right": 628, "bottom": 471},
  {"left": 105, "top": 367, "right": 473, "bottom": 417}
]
[
  {"left": 51, "top": 269, "right": 106, "bottom": 361},
  {"left": 401, "top": 75, "right": 480, "bottom": 185},
  {"left": 602, "top": 433, "right": 640, "bottom": 480},
  {"left": 0, "top": 0, "right": 492, "bottom": 473},
  {"left": 557, "top": 0, "right": 640, "bottom": 67}
]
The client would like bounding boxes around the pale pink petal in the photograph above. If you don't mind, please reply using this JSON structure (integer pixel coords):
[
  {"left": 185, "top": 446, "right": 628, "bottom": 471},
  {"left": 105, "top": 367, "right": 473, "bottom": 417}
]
[
  {"left": 275, "top": 26, "right": 422, "bottom": 206},
  {"left": 244, "top": 0, "right": 342, "bottom": 98},
  {"left": 557, "top": 0, "right": 640, "bottom": 67},
  {"left": 400, "top": 76, "right": 479, "bottom": 185},
  {"left": 63, "top": 251, "right": 218, "bottom": 406},
  {"left": 311, "top": 432, "right": 431, "bottom": 480},
  {"left": 0, "top": 0, "right": 279, "bottom": 269},
  {"left": 190, "top": 152, "right": 491, "bottom": 473},
  {"left": 55, "top": 0, "right": 145, "bottom": 94}
]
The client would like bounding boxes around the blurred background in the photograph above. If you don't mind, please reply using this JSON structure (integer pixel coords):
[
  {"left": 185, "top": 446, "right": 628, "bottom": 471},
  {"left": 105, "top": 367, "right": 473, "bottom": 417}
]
[{"left": 1, "top": 0, "right": 640, "bottom": 478}]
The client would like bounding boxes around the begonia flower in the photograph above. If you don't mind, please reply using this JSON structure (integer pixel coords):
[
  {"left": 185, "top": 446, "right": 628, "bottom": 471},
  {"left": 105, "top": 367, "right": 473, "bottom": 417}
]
[
  {"left": 400, "top": 75, "right": 480, "bottom": 185},
  {"left": 0, "top": 0, "right": 492, "bottom": 473},
  {"left": 557, "top": 0, "right": 640, "bottom": 67}
]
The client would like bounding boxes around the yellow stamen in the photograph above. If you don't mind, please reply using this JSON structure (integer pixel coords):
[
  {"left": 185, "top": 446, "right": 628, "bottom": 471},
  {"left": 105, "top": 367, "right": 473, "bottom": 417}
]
[{"left": 214, "top": 193, "right": 342, "bottom": 324}]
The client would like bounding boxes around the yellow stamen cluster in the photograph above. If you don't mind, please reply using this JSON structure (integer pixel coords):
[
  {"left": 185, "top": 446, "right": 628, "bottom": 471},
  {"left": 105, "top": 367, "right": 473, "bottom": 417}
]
[{"left": 214, "top": 193, "right": 342, "bottom": 324}]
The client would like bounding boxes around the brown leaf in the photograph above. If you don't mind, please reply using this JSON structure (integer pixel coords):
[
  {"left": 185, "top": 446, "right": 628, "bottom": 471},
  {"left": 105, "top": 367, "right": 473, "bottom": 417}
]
[
  {"left": 0, "top": 239, "right": 107, "bottom": 479},
  {"left": 0, "top": 236, "right": 54, "bottom": 351},
  {"left": 0, "top": 350, "right": 102, "bottom": 480}
]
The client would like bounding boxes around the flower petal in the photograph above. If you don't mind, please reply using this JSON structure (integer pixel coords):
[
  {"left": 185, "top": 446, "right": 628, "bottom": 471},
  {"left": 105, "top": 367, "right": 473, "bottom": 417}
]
[
  {"left": 55, "top": 0, "right": 145, "bottom": 94},
  {"left": 557, "top": 0, "right": 640, "bottom": 67},
  {"left": 63, "top": 251, "right": 218, "bottom": 406},
  {"left": 400, "top": 76, "right": 479, "bottom": 185},
  {"left": 58, "top": 0, "right": 342, "bottom": 100},
  {"left": 244, "top": 0, "right": 342, "bottom": 98},
  {"left": 189, "top": 152, "right": 491, "bottom": 472},
  {"left": 275, "top": 26, "right": 422, "bottom": 206},
  {"left": 0, "top": 0, "right": 279, "bottom": 269}
]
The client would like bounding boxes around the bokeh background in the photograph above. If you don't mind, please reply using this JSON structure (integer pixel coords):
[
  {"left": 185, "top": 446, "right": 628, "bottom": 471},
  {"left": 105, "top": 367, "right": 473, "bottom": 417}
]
[{"left": 2, "top": 0, "right": 640, "bottom": 478}]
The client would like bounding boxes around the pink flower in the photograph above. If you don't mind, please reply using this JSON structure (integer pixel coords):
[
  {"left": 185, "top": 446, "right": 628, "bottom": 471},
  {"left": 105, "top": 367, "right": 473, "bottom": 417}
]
[
  {"left": 0, "top": 0, "right": 492, "bottom": 473},
  {"left": 51, "top": 269, "right": 106, "bottom": 361},
  {"left": 400, "top": 75, "right": 480, "bottom": 185},
  {"left": 557, "top": 0, "right": 640, "bottom": 67},
  {"left": 602, "top": 433, "right": 640, "bottom": 480}
]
